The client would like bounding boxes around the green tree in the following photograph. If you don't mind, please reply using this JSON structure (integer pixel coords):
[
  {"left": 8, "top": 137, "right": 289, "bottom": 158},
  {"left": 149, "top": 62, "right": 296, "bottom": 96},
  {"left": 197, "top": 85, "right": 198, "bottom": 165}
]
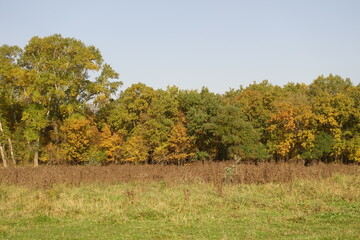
[
  {"left": 178, "top": 88, "right": 221, "bottom": 160},
  {"left": 21, "top": 104, "right": 48, "bottom": 166},
  {"left": 16, "top": 34, "right": 121, "bottom": 165},
  {"left": 224, "top": 81, "right": 283, "bottom": 157},
  {"left": 301, "top": 132, "right": 335, "bottom": 162},
  {"left": 309, "top": 74, "right": 352, "bottom": 97},
  {"left": 210, "top": 104, "right": 267, "bottom": 160},
  {"left": 0, "top": 45, "right": 24, "bottom": 166},
  {"left": 107, "top": 83, "right": 155, "bottom": 136}
]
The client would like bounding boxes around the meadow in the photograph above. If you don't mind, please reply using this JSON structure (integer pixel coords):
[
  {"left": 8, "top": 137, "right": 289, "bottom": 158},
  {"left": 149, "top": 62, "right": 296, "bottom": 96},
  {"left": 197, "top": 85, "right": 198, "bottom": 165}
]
[{"left": 0, "top": 162, "right": 359, "bottom": 239}]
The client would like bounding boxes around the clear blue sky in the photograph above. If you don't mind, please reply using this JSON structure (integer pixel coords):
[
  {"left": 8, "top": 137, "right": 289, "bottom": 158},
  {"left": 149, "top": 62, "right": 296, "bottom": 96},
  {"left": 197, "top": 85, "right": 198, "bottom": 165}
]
[{"left": 1, "top": 0, "right": 359, "bottom": 93}]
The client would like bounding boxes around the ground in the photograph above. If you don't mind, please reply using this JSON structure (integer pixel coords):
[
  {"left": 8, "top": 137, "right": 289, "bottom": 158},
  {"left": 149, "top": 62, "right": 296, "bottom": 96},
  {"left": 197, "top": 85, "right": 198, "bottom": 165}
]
[{"left": 0, "top": 163, "right": 359, "bottom": 239}]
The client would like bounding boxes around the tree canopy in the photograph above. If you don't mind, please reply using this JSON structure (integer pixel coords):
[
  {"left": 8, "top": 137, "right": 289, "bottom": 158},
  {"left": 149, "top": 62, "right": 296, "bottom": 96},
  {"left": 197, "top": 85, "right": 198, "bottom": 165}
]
[{"left": 0, "top": 35, "right": 359, "bottom": 167}]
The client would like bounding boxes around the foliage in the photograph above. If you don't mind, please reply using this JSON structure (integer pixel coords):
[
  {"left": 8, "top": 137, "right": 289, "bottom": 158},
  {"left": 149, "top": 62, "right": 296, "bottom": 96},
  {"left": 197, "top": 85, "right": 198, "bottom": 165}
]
[
  {"left": 210, "top": 104, "right": 266, "bottom": 160},
  {"left": 301, "top": 132, "right": 335, "bottom": 160},
  {"left": 59, "top": 114, "right": 98, "bottom": 164},
  {"left": 0, "top": 35, "right": 359, "bottom": 164},
  {"left": 98, "top": 124, "right": 123, "bottom": 163},
  {"left": 162, "top": 113, "right": 195, "bottom": 164},
  {"left": 121, "top": 129, "right": 150, "bottom": 163},
  {"left": 178, "top": 88, "right": 221, "bottom": 159}
]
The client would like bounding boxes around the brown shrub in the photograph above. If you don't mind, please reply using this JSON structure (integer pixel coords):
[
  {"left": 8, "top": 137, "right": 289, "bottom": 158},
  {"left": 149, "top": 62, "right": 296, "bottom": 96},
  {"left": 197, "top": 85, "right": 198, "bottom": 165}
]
[{"left": 0, "top": 161, "right": 358, "bottom": 188}]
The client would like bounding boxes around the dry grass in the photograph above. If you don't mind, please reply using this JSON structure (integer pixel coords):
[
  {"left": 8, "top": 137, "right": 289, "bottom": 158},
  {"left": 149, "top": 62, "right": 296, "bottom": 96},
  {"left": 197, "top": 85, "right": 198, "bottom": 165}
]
[
  {"left": 1, "top": 171, "right": 360, "bottom": 239},
  {"left": 1, "top": 162, "right": 359, "bottom": 239},
  {"left": 0, "top": 161, "right": 358, "bottom": 188}
]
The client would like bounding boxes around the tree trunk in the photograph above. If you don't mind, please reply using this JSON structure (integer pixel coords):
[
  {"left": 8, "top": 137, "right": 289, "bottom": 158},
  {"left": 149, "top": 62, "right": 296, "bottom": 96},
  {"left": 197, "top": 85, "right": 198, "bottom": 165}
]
[
  {"left": 0, "top": 119, "right": 9, "bottom": 168},
  {"left": 34, "top": 138, "right": 39, "bottom": 167},
  {"left": 34, "top": 150, "right": 39, "bottom": 167},
  {"left": 0, "top": 144, "right": 8, "bottom": 168},
  {"left": 8, "top": 138, "right": 16, "bottom": 165}
]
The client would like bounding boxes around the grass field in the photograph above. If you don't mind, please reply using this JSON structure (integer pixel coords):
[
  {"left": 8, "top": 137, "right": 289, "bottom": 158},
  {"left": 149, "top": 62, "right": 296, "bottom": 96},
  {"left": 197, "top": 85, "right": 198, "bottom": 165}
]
[{"left": 0, "top": 163, "right": 359, "bottom": 239}]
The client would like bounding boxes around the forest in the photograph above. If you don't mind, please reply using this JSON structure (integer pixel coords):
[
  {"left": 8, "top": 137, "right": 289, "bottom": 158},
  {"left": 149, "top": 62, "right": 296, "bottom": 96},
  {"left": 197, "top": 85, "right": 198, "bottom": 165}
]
[{"left": 0, "top": 34, "right": 360, "bottom": 167}]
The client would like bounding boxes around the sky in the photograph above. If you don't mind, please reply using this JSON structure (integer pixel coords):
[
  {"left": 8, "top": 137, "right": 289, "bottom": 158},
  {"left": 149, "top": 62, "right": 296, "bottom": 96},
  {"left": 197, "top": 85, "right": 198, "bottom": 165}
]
[{"left": 1, "top": 0, "right": 359, "bottom": 93}]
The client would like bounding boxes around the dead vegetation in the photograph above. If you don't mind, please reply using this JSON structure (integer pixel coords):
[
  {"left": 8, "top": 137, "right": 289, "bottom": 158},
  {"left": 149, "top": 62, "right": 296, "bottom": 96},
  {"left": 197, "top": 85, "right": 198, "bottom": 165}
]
[{"left": 0, "top": 161, "right": 358, "bottom": 188}]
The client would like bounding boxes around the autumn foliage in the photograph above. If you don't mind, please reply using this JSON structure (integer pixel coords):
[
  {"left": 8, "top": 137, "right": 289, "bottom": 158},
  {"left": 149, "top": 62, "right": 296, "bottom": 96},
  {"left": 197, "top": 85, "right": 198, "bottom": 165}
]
[{"left": 1, "top": 35, "right": 360, "bottom": 166}]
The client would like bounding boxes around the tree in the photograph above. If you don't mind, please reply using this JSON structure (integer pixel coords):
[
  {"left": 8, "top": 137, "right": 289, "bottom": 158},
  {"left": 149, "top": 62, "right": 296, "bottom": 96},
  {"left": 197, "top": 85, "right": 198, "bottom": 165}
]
[
  {"left": 153, "top": 113, "right": 195, "bottom": 164},
  {"left": 0, "top": 118, "right": 7, "bottom": 167},
  {"left": 347, "top": 86, "right": 360, "bottom": 162},
  {"left": 106, "top": 84, "right": 180, "bottom": 163},
  {"left": 58, "top": 113, "right": 98, "bottom": 164},
  {"left": 21, "top": 104, "right": 48, "bottom": 166},
  {"left": 301, "top": 132, "right": 335, "bottom": 162},
  {"left": 121, "top": 127, "right": 150, "bottom": 163},
  {"left": 0, "top": 45, "right": 24, "bottom": 166},
  {"left": 2, "top": 35, "right": 360, "bottom": 165},
  {"left": 210, "top": 104, "right": 267, "bottom": 160},
  {"left": 224, "top": 81, "right": 283, "bottom": 158},
  {"left": 142, "top": 88, "right": 179, "bottom": 161},
  {"left": 98, "top": 123, "right": 123, "bottom": 163},
  {"left": 166, "top": 114, "right": 195, "bottom": 164},
  {"left": 178, "top": 88, "right": 221, "bottom": 160},
  {"left": 225, "top": 80, "right": 282, "bottom": 129},
  {"left": 107, "top": 83, "right": 155, "bottom": 136},
  {"left": 349, "top": 136, "right": 360, "bottom": 162},
  {"left": 309, "top": 75, "right": 356, "bottom": 162},
  {"left": 268, "top": 100, "right": 315, "bottom": 161},
  {"left": 15, "top": 34, "right": 121, "bottom": 165},
  {"left": 309, "top": 74, "right": 352, "bottom": 97}
]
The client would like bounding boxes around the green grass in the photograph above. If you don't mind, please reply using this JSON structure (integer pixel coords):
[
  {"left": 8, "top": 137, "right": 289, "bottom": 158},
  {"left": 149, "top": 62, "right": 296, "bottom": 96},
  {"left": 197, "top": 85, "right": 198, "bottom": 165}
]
[{"left": 1, "top": 172, "right": 360, "bottom": 240}]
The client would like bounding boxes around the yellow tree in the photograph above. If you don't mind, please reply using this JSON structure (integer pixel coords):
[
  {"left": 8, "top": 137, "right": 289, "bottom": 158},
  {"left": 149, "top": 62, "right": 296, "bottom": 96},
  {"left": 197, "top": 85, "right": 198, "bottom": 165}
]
[
  {"left": 58, "top": 114, "right": 99, "bottom": 164},
  {"left": 225, "top": 80, "right": 282, "bottom": 129},
  {"left": 268, "top": 100, "right": 315, "bottom": 160},
  {"left": 98, "top": 123, "right": 123, "bottom": 163},
  {"left": 348, "top": 136, "right": 360, "bottom": 162},
  {"left": 165, "top": 114, "right": 195, "bottom": 165},
  {"left": 121, "top": 131, "right": 150, "bottom": 163},
  {"left": 347, "top": 85, "right": 360, "bottom": 162},
  {"left": 309, "top": 74, "right": 357, "bottom": 162},
  {"left": 312, "top": 94, "right": 352, "bottom": 161}
]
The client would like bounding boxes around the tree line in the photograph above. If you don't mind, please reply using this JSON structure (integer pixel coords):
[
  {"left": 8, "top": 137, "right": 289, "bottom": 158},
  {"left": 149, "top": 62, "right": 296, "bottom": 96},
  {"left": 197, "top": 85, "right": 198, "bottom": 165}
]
[{"left": 1, "top": 34, "right": 359, "bottom": 167}]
